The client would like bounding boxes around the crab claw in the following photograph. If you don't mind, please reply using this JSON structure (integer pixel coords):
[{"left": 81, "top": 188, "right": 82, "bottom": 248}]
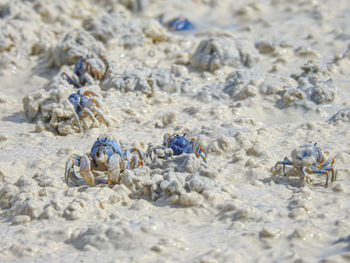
[
  {"left": 65, "top": 154, "right": 85, "bottom": 186},
  {"left": 146, "top": 145, "right": 157, "bottom": 161},
  {"left": 85, "top": 59, "right": 102, "bottom": 80},
  {"left": 80, "top": 73, "right": 94, "bottom": 86},
  {"left": 146, "top": 145, "right": 172, "bottom": 161},
  {"left": 80, "top": 154, "right": 95, "bottom": 186},
  {"left": 107, "top": 153, "right": 123, "bottom": 186},
  {"left": 99, "top": 56, "right": 111, "bottom": 79}
]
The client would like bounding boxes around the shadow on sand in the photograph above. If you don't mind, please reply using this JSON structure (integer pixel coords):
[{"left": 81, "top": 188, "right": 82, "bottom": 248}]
[{"left": 2, "top": 111, "right": 28, "bottom": 124}]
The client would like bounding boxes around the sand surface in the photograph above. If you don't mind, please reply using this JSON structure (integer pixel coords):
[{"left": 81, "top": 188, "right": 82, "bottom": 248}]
[{"left": 1, "top": 0, "right": 350, "bottom": 262}]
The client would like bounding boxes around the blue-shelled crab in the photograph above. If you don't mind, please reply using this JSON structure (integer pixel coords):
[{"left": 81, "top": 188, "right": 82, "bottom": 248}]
[
  {"left": 67, "top": 89, "right": 110, "bottom": 132},
  {"left": 158, "top": 15, "right": 195, "bottom": 31},
  {"left": 275, "top": 142, "right": 337, "bottom": 187},
  {"left": 61, "top": 57, "right": 110, "bottom": 88},
  {"left": 65, "top": 137, "right": 144, "bottom": 186},
  {"left": 146, "top": 133, "right": 207, "bottom": 163}
]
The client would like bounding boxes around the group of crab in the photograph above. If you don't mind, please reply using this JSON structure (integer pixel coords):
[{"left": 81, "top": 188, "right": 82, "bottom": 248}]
[
  {"left": 61, "top": 57, "right": 111, "bottom": 132},
  {"left": 63, "top": 58, "right": 338, "bottom": 189},
  {"left": 66, "top": 136, "right": 338, "bottom": 189}
]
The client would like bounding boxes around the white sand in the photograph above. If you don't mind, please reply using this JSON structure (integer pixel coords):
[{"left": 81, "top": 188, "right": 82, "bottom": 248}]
[{"left": 1, "top": 0, "right": 350, "bottom": 262}]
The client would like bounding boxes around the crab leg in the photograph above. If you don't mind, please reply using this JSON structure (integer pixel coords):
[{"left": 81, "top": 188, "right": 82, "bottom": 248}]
[
  {"left": 332, "top": 169, "right": 338, "bottom": 183},
  {"left": 197, "top": 151, "right": 207, "bottom": 163},
  {"left": 129, "top": 147, "right": 144, "bottom": 167},
  {"left": 275, "top": 157, "right": 293, "bottom": 176},
  {"left": 307, "top": 167, "right": 335, "bottom": 188},
  {"left": 72, "top": 111, "right": 83, "bottom": 132},
  {"left": 82, "top": 96, "right": 110, "bottom": 127},
  {"left": 300, "top": 168, "right": 312, "bottom": 184},
  {"left": 319, "top": 156, "right": 335, "bottom": 168},
  {"left": 190, "top": 137, "right": 198, "bottom": 154},
  {"left": 146, "top": 145, "right": 157, "bottom": 161},
  {"left": 73, "top": 58, "right": 94, "bottom": 85},
  {"left": 80, "top": 154, "right": 95, "bottom": 186},
  {"left": 61, "top": 72, "right": 80, "bottom": 88},
  {"left": 163, "top": 133, "right": 172, "bottom": 147},
  {"left": 65, "top": 154, "right": 85, "bottom": 186},
  {"left": 192, "top": 140, "right": 207, "bottom": 163},
  {"left": 92, "top": 106, "right": 111, "bottom": 127},
  {"left": 82, "top": 90, "right": 100, "bottom": 99},
  {"left": 74, "top": 58, "right": 85, "bottom": 77},
  {"left": 123, "top": 150, "right": 131, "bottom": 169},
  {"left": 190, "top": 138, "right": 208, "bottom": 163},
  {"left": 107, "top": 153, "right": 123, "bottom": 185},
  {"left": 81, "top": 107, "right": 99, "bottom": 127}
]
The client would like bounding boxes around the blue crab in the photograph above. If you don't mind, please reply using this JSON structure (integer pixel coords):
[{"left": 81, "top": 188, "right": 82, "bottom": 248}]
[
  {"left": 65, "top": 137, "right": 144, "bottom": 186},
  {"left": 61, "top": 57, "right": 110, "bottom": 88},
  {"left": 146, "top": 133, "right": 207, "bottom": 163},
  {"left": 275, "top": 142, "right": 337, "bottom": 187},
  {"left": 67, "top": 89, "right": 110, "bottom": 132},
  {"left": 158, "top": 15, "right": 195, "bottom": 31}
]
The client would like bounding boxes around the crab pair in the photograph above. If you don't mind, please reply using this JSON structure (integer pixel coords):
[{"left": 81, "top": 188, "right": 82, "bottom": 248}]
[
  {"left": 61, "top": 57, "right": 112, "bottom": 131},
  {"left": 275, "top": 142, "right": 337, "bottom": 188},
  {"left": 65, "top": 134, "right": 207, "bottom": 187}
]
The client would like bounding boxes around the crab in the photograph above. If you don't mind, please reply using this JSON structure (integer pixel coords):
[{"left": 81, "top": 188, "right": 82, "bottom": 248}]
[
  {"left": 65, "top": 137, "right": 144, "bottom": 186},
  {"left": 158, "top": 15, "right": 195, "bottom": 31},
  {"left": 274, "top": 142, "right": 337, "bottom": 187},
  {"left": 146, "top": 133, "right": 207, "bottom": 163},
  {"left": 67, "top": 89, "right": 110, "bottom": 132},
  {"left": 61, "top": 56, "right": 110, "bottom": 88}
]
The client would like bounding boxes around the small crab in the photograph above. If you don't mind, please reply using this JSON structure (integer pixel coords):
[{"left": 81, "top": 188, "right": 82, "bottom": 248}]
[
  {"left": 158, "top": 15, "right": 195, "bottom": 31},
  {"left": 147, "top": 133, "right": 207, "bottom": 163},
  {"left": 65, "top": 137, "right": 144, "bottom": 186},
  {"left": 68, "top": 89, "right": 110, "bottom": 131},
  {"left": 274, "top": 142, "right": 337, "bottom": 187},
  {"left": 61, "top": 57, "right": 110, "bottom": 88}
]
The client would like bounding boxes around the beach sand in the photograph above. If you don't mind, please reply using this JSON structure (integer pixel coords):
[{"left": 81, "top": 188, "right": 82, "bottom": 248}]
[{"left": 1, "top": 0, "right": 350, "bottom": 262}]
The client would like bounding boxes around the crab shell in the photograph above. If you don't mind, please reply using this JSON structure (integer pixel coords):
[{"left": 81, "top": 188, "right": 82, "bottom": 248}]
[
  {"left": 90, "top": 137, "right": 123, "bottom": 170},
  {"left": 167, "top": 17, "right": 194, "bottom": 31},
  {"left": 163, "top": 135, "right": 192, "bottom": 155},
  {"left": 290, "top": 143, "right": 321, "bottom": 168}
]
